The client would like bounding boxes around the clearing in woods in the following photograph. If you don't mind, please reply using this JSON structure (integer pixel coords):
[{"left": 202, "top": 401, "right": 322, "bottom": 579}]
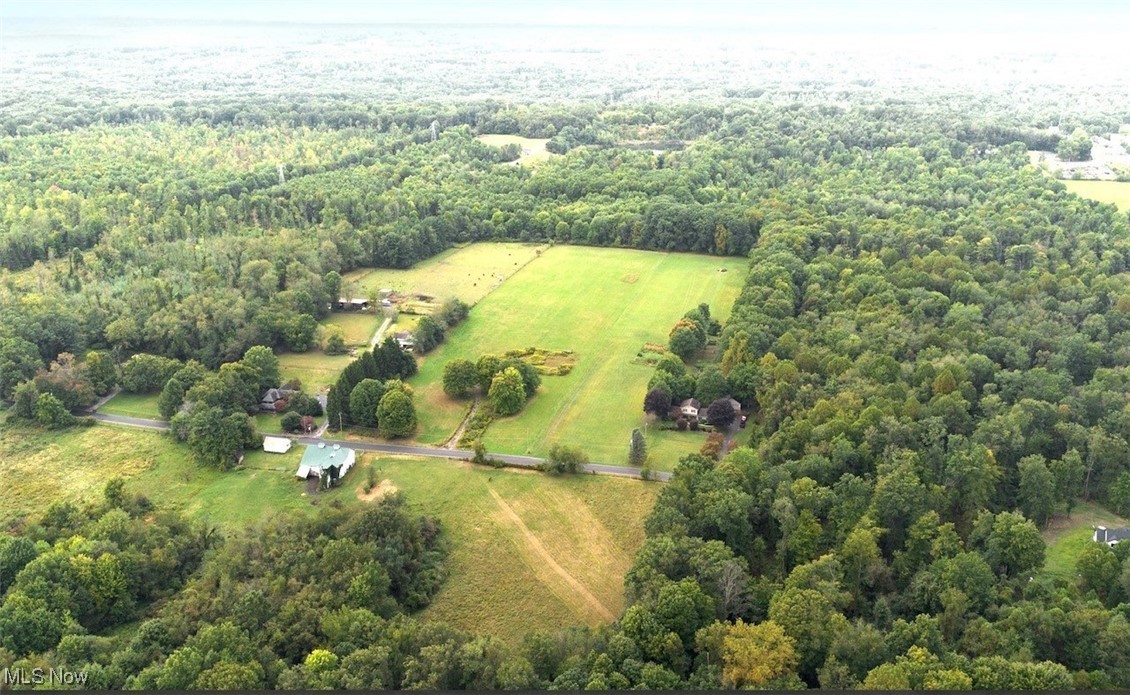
[
  {"left": 1042, "top": 499, "right": 1130, "bottom": 578},
  {"left": 409, "top": 245, "right": 748, "bottom": 470},
  {"left": 476, "top": 134, "right": 555, "bottom": 166}
]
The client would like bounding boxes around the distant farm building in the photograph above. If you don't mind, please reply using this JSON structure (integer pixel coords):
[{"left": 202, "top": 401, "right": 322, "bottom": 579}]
[
  {"left": 295, "top": 443, "right": 356, "bottom": 487},
  {"left": 262, "top": 435, "right": 293, "bottom": 454},
  {"left": 335, "top": 297, "right": 370, "bottom": 311},
  {"left": 1094, "top": 526, "right": 1130, "bottom": 547},
  {"left": 395, "top": 331, "right": 415, "bottom": 351}
]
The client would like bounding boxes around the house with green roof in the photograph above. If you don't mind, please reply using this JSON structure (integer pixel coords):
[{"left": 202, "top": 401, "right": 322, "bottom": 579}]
[{"left": 295, "top": 442, "right": 356, "bottom": 487}]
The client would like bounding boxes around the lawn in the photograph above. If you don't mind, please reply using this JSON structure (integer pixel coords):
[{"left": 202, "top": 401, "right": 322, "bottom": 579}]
[
  {"left": 320, "top": 311, "right": 381, "bottom": 346},
  {"left": 342, "top": 242, "right": 548, "bottom": 307},
  {"left": 365, "top": 454, "right": 659, "bottom": 639},
  {"left": 476, "top": 134, "right": 555, "bottom": 166},
  {"left": 408, "top": 246, "right": 748, "bottom": 470},
  {"left": 130, "top": 446, "right": 358, "bottom": 528},
  {"left": 99, "top": 391, "right": 163, "bottom": 419},
  {"left": 253, "top": 413, "right": 285, "bottom": 434},
  {"left": 1063, "top": 179, "right": 1130, "bottom": 211},
  {"left": 278, "top": 351, "right": 354, "bottom": 393},
  {"left": 1041, "top": 500, "right": 1129, "bottom": 579}
]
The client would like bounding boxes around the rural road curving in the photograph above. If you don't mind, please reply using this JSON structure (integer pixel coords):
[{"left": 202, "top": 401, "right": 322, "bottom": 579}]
[{"left": 90, "top": 412, "right": 672, "bottom": 481}]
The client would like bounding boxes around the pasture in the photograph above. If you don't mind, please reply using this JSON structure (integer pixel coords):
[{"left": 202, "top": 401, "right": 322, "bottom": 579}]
[
  {"left": 99, "top": 391, "right": 162, "bottom": 419},
  {"left": 342, "top": 242, "right": 547, "bottom": 306},
  {"left": 1063, "top": 179, "right": 1130, "bottom": 211},
  {"left": 477, "top": 134, "right": 555, "bottom": 166},
  {"left": 320, "top": 311, "right": 381, "bottom": 346},
  {"left": 368, "top": 454, "right": 658, "bottom": 639},
  {"left": 278, "top": 351, "right": 354, "bottom": 392},
  {"left": 1042, "top": 500, "right": 1129, "bottom": 579},
  {"left": 409, "top": 245, "right": 748, "bottom": 470}
]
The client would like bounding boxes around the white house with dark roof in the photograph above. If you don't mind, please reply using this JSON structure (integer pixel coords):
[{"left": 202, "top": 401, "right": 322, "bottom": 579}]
[{"left": 1094, "top": 526, "right": 1130, "bottom": 547}]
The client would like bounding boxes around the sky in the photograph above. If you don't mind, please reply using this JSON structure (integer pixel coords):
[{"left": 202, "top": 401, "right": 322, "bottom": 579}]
[{"left": 4, "top": 0, "right": 1128, "bottom": 32}]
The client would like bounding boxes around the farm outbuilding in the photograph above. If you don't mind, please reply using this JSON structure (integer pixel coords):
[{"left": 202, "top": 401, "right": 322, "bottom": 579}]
[{"left": 262, "top": 435, "right": 293, "bottom": 454}]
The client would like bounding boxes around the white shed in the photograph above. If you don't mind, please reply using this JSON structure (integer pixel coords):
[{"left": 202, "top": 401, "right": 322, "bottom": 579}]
[{"left": 263, "top": 436, "right": 293, "bottom": 454}]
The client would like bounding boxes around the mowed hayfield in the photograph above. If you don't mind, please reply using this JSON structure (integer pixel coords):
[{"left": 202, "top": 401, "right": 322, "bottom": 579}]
[
  {"left": 1041, "top": 500, "right": 1129, "bottom": 579},
  {"left": 476, "top": 134, "right": 555, "bottom": 166},
  {"left": 1063, "top": 180, "right": 1130, "bottom": 211},
  {"left": 343, "top": 242, "right": 547, "bottom": 306},
  {"left": 410, "top": 246, "right": 748, "bottom": 470},
  {"left": 99, "top": 391, "right": 162, "bottom": 419},
  {"left": 369, "top": 454, "right": 658, "bottom": 639}
]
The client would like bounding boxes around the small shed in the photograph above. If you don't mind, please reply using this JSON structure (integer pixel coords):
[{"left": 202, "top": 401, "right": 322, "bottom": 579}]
[{"left": 263, "top": 435, "right": 293, "bottom": 454}]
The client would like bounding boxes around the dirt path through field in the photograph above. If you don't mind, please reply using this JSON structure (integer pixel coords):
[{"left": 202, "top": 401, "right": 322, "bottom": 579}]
[
  {"left": 487, "top": 487, "right": 615, "bottom": 623},
  {"left": 443, "top": 397, "right": 480, "bottom": 449}
]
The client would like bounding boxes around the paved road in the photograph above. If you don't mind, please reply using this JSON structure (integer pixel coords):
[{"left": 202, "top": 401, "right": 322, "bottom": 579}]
[{"left": 91, "top": 412, "right": 671, "bottom": 481}]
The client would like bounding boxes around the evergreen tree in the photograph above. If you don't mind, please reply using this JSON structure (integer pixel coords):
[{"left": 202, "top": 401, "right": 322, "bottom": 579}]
[{"left": 629, "top": 428, "right": 648, "bottom": 467}]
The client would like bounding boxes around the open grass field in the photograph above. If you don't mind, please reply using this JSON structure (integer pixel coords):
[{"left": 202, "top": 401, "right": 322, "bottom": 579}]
[
  {"left": 278, "top": 351, "right": 354, "bottom": 393},
  {"left": 99, "top": 391, "right": 162, "bottom": 419},
  {"left": 320, "top": 311, "right": 381, "bottom": 346},
  {"left": 1041, "top": 500, "right": 1129, "bottom": 578},
  {"left": 366, "top": 454, "right": 658, "bottom": 639},
  {"left": 1063, "top": 179, "right": 1130, "bottom": 211},
  {"left": 476, "top": 134, "right": 555, "bottom": 166},
  {"left": 342, "top": 242, "right": 547, "bottom": 307},
  {"left": 409, "top": 246, "right": 748, "bottom": 470},
  {"left": 0, "top": 423, "right": 174, "bottom": 525}
]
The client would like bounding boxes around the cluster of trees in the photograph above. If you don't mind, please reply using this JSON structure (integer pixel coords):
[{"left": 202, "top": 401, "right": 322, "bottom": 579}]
[
  {"left": 1, "top": 492, "right": 452, "bottom": 690},
  {"left": 9, "top": 350, "right": 116, "bottom": 429},
  {"left": 442, "top": 353, "right": 541, "bottom": 416},
  {"left": 645, "top": 356, "right": 743, "bottom": 430},
  {"left": 325, "top": 338, "right": 419, "bottom": 437},
  {"left": 412, "top": 298, "right": 470, "bottom": 354},
  {"left": 1057, "top": 128, "right": 1094, "bottom": 161},
  {"left": 0, "top": 481, "right": 213, "bottom": 659},
  {"left": 667, "top": 303, "right": 720, "bottom": 361}
]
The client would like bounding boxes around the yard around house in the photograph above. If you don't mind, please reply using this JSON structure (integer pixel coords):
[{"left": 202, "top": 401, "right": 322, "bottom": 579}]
[
  {"left": 408, "top": 245, "right": 748, "bottom": 470},
  {"left": 1041, "top": 500, "right": 1130, "bottom": 579}
]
